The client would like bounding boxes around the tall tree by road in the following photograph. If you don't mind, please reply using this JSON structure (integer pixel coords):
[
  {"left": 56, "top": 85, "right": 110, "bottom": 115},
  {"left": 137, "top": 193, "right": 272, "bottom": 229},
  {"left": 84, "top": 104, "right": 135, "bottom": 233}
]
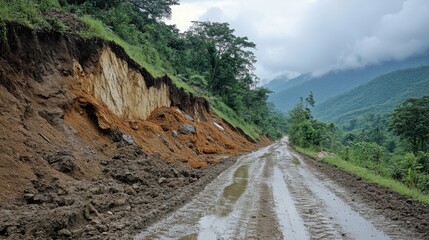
[{"left": 390, "top": 96, "right": 429, "bottom": 153}]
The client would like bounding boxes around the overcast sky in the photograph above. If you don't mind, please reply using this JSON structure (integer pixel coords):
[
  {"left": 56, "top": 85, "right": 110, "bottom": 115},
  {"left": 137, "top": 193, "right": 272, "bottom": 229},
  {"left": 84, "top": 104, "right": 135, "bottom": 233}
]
[{"left": 167, "top": 0, "right": 429, "bottom": 83}]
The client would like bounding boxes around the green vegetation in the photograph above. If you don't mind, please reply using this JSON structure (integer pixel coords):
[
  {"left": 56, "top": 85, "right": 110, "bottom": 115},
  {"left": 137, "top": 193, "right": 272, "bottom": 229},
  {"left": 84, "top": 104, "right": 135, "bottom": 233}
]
[
  {"left": 288, "top": 94, "right": 429, "bottom": 204},
  {"left": 0, "top": 0, "right": 287, "bottom": 139},
  {"left": 390, "top": 96, "right": 429, "bottom": 153},
  {"left": 0, "top": 0, "right": 60, "bottom": 29},
  {"left": 286, "top": 93, "right": 337, "bottom": 149}
]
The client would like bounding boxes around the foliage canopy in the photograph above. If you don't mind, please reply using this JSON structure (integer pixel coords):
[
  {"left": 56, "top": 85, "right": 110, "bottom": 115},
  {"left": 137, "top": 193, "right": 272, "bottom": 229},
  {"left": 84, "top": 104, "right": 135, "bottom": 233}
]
[{"left": 390, "top": 96, "right": 429, "bottom": 153}]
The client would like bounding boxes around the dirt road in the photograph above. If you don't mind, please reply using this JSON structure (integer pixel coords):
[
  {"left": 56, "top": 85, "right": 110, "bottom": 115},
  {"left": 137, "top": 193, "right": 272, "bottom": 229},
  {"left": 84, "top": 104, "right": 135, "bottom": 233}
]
[{"left": 136, "top": 138, "right": 423, "bottom": 239}]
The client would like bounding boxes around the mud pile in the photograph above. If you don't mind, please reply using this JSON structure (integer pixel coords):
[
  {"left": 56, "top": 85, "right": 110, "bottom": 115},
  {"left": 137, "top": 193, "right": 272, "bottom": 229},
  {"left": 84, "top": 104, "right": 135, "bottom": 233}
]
[{"left": 0, "top": 22, "right": 268, "bottom": 239}]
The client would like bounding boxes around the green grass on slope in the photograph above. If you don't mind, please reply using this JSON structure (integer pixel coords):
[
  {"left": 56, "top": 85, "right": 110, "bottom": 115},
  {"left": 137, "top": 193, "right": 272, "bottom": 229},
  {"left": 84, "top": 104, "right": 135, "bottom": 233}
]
[
  {"left": 211, "top": 100, "right": 260, "bottom": 141},
  {"left": 294, "top": 147, "right": 429, "bottom": 205},
  {"left": 0, "top": 0, "right": 60, "bottom": 29}
]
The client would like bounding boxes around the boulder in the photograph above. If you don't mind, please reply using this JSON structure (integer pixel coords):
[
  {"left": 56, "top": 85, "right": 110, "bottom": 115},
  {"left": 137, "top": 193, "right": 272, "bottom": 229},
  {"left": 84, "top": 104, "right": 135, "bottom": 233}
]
[
  {"left": 178, "top": 124, "right": 196, "bottom": 134},
  {"left": 110, "top": 129, "right": 134, "bottom": 145}
]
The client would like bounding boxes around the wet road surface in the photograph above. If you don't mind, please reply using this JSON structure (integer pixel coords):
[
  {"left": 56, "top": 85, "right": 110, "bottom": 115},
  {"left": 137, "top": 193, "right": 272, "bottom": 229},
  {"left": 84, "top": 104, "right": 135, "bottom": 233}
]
[{"left": 136, "top": 138, "right": 411, "bottom": 239}]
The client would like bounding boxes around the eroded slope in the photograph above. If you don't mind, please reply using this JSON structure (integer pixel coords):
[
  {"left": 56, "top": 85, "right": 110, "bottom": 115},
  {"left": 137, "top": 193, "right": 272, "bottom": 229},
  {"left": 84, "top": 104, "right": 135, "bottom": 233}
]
[{"left": 0, "top": 23, "right": 267, "bottom": 239}]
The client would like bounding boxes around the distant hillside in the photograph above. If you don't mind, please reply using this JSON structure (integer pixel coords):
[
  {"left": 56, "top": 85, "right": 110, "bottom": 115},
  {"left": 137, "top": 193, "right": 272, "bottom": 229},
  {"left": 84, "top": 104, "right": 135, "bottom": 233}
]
[
  {"left": 268, "top": 52, "right": 429, "bottom": 113},
  {"left": 313, "top": 65, "right": 429, "bottom": 125},
  {"left": 264, "top": 74, "right": 312, "bottom": 93}
]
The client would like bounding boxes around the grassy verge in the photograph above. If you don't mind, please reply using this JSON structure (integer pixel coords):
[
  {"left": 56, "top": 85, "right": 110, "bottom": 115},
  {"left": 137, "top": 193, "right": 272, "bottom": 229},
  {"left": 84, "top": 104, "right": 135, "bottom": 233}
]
[
  {"left": 294, "top": 146, "right": 318, "bottom": 158},
  {"left": 294, "top": 147, "right": 429, "bottom": 205}
]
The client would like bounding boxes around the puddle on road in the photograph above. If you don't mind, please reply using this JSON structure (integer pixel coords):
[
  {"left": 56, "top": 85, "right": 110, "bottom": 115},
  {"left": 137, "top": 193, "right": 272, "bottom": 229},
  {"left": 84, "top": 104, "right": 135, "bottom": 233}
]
[
  {"left": 197, "top": 165, "right": 250, "bottom": 239},
  {"left": 217, "top": 165, "right": 249, "bottom": 217}
]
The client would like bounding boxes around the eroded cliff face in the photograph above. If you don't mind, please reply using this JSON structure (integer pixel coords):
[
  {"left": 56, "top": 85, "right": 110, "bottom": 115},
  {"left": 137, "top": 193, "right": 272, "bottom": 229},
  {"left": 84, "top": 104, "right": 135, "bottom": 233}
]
[
  {"left": 66, "top": 44, "right": 255, "bottom": 167},
  {"left": 74, "top": 47, "right": 171, "bottom": 120}
]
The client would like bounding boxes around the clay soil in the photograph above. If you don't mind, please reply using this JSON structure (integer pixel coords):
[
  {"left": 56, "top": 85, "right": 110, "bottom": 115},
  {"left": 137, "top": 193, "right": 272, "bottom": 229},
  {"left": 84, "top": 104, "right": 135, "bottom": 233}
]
[
  {"left": 291, "top": 147, "right": 429, "bottom": 239},
  {"left": 0, "top": 143, "right": 242, "bottom": 239}
]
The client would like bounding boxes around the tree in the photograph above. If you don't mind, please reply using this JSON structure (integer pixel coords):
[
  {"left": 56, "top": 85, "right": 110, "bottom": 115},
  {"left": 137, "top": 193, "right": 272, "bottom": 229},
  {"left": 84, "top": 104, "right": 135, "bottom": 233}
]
[
  {"left": 390, "top": 96, "right": 429, "bottom": 153},
  {"left": 65, "top": 0, "right": 179, "bottom": 20},
  {"left": 305, "top": 91, "right": 315, "bottom": 109},
  {"left": 286, "top": 98, "right": 312, "bottom": 146},
  {"left": 183, "top": 21, "right": 257, "bottom": 95},
  {"left": 128, "top": 0, "right": 179, "bottom": 20},
  {"left": 286, "top": 93, "right": 336, "bottom": 148}
]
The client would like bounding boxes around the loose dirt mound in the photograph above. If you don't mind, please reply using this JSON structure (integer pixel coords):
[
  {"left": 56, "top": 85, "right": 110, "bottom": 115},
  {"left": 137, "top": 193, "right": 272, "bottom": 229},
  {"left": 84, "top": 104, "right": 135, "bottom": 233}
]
[{"left": 0, "top": 23, "right": 268, "bottom": 239}]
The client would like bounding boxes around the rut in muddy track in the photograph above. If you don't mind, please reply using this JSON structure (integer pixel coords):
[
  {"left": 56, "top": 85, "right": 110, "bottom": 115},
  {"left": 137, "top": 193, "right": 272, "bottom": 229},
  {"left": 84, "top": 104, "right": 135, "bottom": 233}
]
[{"left": 137, "top": 137, "right": 427, "bottom": 240}]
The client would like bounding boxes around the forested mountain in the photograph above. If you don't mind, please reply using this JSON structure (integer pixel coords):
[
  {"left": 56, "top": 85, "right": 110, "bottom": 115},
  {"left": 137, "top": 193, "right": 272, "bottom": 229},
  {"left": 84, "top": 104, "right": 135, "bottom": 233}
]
[
  {"left": 268, "top": 53, "right": 429, "bottom": 113},
  {"left": 264, "top": 74, "right": 311, "bottom": 93},
  {"left": 313, "top": 65, "right": 429, "bottom": 125}
]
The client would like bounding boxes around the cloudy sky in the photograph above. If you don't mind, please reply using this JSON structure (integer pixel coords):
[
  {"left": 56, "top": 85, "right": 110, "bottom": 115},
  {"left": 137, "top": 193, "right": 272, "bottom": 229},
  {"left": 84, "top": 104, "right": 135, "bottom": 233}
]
[{"left": 167, "top": 0, "right": 429, "bottom": 83}]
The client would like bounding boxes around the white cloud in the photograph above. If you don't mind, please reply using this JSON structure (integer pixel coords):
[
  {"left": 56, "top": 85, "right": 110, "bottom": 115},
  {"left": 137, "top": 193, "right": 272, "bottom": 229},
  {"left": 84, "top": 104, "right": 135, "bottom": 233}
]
[{"left": 169, "top": 0, "right": 429, "bottom": 83}]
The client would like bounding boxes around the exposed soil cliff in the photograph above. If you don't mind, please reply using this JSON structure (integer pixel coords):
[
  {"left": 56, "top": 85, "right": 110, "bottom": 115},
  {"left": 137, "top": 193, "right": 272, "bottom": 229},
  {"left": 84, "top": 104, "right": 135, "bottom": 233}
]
[{"left": 0, "top": 23, "right": 269, "bottom": 239}]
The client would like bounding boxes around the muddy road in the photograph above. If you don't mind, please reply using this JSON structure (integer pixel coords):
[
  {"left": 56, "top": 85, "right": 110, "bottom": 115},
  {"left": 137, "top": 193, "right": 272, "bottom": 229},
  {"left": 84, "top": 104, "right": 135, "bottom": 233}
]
[{"left": 136, "top": 138, "right": 423, "bottom": 239}]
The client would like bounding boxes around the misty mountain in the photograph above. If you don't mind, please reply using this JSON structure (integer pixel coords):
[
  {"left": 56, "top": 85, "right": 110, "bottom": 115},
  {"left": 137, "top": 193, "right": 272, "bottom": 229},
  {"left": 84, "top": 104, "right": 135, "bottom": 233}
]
[
  {"left": 267, "top": 52, "right": 429, "bottom": 113},
  {"left": 264, "top": 74, "right": 312, "bottom": 93},
  {"left": 313, "top": 65, "right": 429, "bottom": 126}
]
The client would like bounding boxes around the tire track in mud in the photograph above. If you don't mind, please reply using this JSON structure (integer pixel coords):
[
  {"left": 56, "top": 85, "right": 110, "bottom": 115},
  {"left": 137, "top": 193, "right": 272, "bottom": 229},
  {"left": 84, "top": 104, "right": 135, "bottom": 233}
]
[
  {"left": 271, "top": 144, "right": 342, "bottom": 240},
  {"left": 245, "top": 149, "right": 282, "bottom": 239},
  {"left": 272, "top": 140, "right": 401, "bottom": 239}
]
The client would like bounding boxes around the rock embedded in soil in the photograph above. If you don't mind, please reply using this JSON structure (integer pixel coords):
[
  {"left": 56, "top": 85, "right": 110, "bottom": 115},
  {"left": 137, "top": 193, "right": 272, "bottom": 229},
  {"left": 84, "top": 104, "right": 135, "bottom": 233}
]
[
  {"left": 45, "top": 151, "right": 76, "bottom": 173},
  {"left": 122, "top": 134, "right": 135, "bottom": 145},
  {"left": 58, "top": 228, "right": 72, "bottom": 237},
  {"left": 185, "top": 114, "right": 194, "bottom": 122},
  {"left": 179, "top": 124, "right": 196, "bottom": 134},
  {"left": 124, "top": 186, "right": 137, "bottom": 196}
]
